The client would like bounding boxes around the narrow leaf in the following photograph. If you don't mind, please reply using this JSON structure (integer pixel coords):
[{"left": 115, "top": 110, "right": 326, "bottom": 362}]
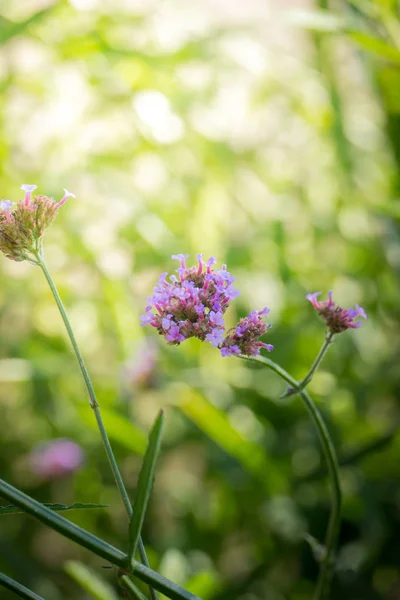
[
  {"left": 129, "top": 410, "right": 165, "bottom": 563},
  {"left": 0, "top": 572, "right": 45, "bottom": 600},
  {"left": 65, "top": 560, "right": 119, "bottom": 600},
  {"left": 0, "top": 502, "right": 108, "bottom": 516}
]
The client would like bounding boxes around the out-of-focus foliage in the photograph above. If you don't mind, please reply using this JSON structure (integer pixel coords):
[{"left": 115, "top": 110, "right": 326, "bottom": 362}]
[{"left": 0, "top": 0, "right": 399, "bottom": 598}]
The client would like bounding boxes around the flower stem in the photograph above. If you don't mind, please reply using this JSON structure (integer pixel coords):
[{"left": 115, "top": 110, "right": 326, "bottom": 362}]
[
  {"left": 0, "top": 477, "right": 200, "bottom": 600},
  {"left": 282, "top": 332, "right": 335, "bottom": 398},
  {"left": 239, "top": 354, "right": 342, "bottom": 600},
  {"left": 36, "top": 252, "right": 157, "bottom": 600},
  {"left": 298, "top": 331, "right": 335, "bottom": 389}
]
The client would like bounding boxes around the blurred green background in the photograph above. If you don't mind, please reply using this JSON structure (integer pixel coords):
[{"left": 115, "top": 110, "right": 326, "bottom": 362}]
[{"left": 0, "top": 0, "right": 400, "bottom": 599}]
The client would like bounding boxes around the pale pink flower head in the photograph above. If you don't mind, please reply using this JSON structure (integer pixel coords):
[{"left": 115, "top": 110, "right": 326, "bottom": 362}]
[
  {"left": 0, "top": 184, "right": 75, "bottom": 262},
  {"left": 30, "top": 439, "right": 84, "bottom": 479},
  {"left": 306, "top": 291, "right": 367, "bottom": 334}
]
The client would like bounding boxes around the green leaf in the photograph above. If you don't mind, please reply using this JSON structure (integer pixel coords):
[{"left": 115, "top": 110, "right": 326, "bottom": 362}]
[
  {"left": 0, "top": 572, "right": 45, "bottom": 600},
  {"left": 129, "top": 410, "right": 165, "bottom": 563},
  {"left": 65, "top": 560, "right": 119, "bottom": 600},
  {"left": 78, "top": 405, "right": 147, "bottom": 455},
  {"left": 0, "top": 502, "right": 108, "bottom": 516}
]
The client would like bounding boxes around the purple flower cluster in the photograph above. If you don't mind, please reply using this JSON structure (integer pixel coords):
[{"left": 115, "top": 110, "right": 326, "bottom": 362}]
[
  {"left": 307, "top": 291, "right": 367, "bottom": 334},
  {"left": 141, "top": 254, "right": 273, "bottom": 357}
]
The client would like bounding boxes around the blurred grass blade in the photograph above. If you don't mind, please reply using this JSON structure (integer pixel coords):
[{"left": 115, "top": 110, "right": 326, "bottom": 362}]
[
  {"left": 0, "top": 502, "right": 108, "bottom": 516},
  {"left": 177, "top": 386, "right": 286, "bottom": 492},
  {"left": 120, "top": 576, "right": 148, "bottom": 600},
  {"left": 78, "top": 406, "right": 147, "bottom": 455},
  {"left": 185, "top": 571, "right": 221, "bottom": 599},
  {"left": 0, "top": 8, "right": 55, "bottom": 45},
  {"left": 0, "top": 572, "right": 45, "bottom": 600},
  {"left": 129, "top": 410, "right": 164, "bottom": 563},
  {"left": 65, "top": 561, "right": 119, "bottom": 600},
  {"left": 349, "top": 31, "right": 400, "bottom": 63}
]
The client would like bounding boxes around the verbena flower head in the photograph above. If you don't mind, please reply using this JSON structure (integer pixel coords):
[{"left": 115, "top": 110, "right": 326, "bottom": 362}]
[
  {"left": 306, "top": 291, "right": 367, "bottom": 334},
  {"left": 141, "top": 254, "right": 273, "bottom": 357},
  {"left": 29, "top": 439, "right": 84, "bottom": 479},
  {"left": 220, "top": 307, "right": 274, "bottom": 356},
  {"left": 0, "top": 184, "right": 74, "bottom": 262}
]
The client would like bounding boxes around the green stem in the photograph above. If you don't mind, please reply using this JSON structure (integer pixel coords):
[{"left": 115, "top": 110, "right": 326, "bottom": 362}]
[
  {"left": 0, "top": 478, "right": 199, "bottom": 600},
  {"left": 0, "top": 477, "right": 127, "bottom": 568},
  {"left": 0, "top": 573, "right": 45, "bottom": 600},
  {"left": 298, "top": 331, "right": 335, "bottom": 390},
  {"left": 36, "top": 252, "right": 157, "bottom": 600},
  {"left": 239, "top": 354, "right": 342, "bottom": 600},
  {"left": 120, "top": 576, "right": 148, "bottom": 600}
]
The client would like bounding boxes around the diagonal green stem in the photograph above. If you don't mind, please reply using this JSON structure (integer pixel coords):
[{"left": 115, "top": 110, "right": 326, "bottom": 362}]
[
  {"left": 297, "top": 331, "right": 335, "bottom": 391},
  {"left": 0, "top": 478, "right": 199, "bottom": 600},
  {"left": 281, "top": 332, "right": 335, "bottom": 398},
  {"left": 0, "top": 477, "right": 127, "bottom": 567},
  {"left": 0, "top": 572, "right": 45, "bottom": 600},
  {"left": 35, "top": 252, "right": 157, "bottom": 600},
  {"left": 239, "top": 354, "right": 342, "bottom": 600}
]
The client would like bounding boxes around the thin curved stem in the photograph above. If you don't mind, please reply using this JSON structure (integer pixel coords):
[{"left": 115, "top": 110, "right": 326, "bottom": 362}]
[
  {"left": 239, "top": 354, "right": 342, "bottom": 600},
  {"left": 36, "top": 252, "right": 157, "bottom": 600},
  {"left": 281, "top": 332, "right": 335, "bottom": 398},
  {"left": 298, "top": 332, "right": 335, "bottom": 389}
]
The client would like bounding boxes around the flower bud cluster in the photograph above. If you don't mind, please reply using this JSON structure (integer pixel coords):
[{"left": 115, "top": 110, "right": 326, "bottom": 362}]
[
  {"left": 0, "top": 184, "right": 74, "bottom": 262},
  {"left": 306, "top": 291, "right": 366, "bottom": 334},
  {"left": 141, "top": 254, "right": 273, "bottom": 357}
]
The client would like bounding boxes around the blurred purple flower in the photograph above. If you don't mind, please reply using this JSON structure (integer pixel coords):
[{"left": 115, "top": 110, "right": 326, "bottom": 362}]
[
  {"left": 306, "top": 291, "right": 367, "bottom": 334},
  {"left": 30, "top": 439, "right": 84, "bottom": 479},
  {"left": 123, "top": 340, "right": 159, "bottom": 389},
  {"left": 141, "top": 254, "right": 273, "bottom": 357}
]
